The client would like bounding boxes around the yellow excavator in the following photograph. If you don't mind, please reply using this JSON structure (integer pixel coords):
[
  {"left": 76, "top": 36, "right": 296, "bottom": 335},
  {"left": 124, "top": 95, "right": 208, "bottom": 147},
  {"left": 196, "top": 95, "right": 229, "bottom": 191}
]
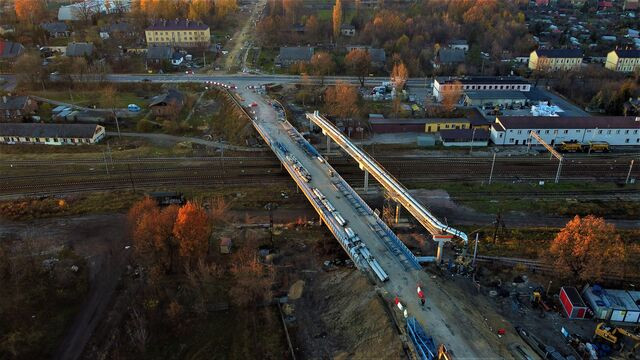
[{"left": 594, "top": 322, "right": 640, "bottom": 356}]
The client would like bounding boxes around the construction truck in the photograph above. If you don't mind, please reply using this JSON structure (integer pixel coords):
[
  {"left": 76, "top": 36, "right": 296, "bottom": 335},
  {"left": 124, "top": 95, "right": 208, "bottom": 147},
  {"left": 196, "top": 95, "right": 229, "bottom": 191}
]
[{"left": 594, "top": 322, "right": 640, "bottom": 356}]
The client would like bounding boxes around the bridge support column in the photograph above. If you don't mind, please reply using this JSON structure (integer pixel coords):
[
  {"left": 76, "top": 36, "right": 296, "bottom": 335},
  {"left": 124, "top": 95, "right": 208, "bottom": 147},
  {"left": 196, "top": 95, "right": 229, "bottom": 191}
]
[
  {"left": 326, "top": 137, "right": 331, "bottom": 153},
  {"left": 395, "top": 204, "right": 400, "bottom": 224},
  {"left": 309, "top": 118, "right": 314, "bottom": 131},
  {"left": 364, "top": 170, "right": 369, "bottom": 193},
  {"left": 436, "top": 240, "right": 445, "bottom": 263}
]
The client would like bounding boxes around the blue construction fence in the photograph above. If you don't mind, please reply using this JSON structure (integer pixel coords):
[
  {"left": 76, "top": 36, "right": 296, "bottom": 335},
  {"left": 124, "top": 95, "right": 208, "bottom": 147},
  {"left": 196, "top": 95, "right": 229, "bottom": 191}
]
[{"left": 406, "top": 317, "right": 437, "bottom": 360}]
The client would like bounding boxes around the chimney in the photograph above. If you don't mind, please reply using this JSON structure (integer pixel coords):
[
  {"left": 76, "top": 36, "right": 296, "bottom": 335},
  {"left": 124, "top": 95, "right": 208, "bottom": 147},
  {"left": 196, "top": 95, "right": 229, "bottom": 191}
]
[{"left": 2, "top": 96, "right": 6, "bottom": 104}]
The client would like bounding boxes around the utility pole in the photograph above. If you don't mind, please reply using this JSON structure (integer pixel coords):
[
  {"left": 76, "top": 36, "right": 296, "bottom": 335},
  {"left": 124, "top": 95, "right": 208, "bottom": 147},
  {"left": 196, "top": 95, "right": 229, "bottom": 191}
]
[
  {"left": 488, "top": 152, "right": 496, "bottom": 184},
  {"left": 469, "top": 127, "right": 477, "bottom": 154},
  {"left": 102, "top": 151, "right": 110, "bottom": 176},
  {"left": 127, "top": 164, "right": 136, "bottom": 192},
  {"left": 626, "top": 159, "right": 635, "bottom": 184},
  {"left": 472, "top": 233, "right": 479, "bottom": 266}
]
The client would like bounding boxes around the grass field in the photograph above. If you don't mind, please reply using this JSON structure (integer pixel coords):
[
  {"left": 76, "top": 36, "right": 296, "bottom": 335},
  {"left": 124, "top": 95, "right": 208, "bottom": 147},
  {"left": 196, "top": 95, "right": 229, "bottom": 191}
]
[{"left": 30, "top": 90, "right": 148, "bottom": 109}]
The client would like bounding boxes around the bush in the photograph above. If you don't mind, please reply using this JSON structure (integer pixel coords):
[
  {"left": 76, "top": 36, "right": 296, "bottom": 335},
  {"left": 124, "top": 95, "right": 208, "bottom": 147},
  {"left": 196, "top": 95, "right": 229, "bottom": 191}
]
[{"left": 136, "top": 119, "right": 156, "bottom": 132}]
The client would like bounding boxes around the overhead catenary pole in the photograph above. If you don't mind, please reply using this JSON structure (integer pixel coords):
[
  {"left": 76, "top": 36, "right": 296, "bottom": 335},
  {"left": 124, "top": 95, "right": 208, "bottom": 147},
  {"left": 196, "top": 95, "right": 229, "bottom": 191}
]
[
  {"left": 488, "top": 152, "right": 496, "bottom": 184},
  {"left": 626, "top": 159, "right": 635, "bottom": 184},
  {"left": 555, "top": 158, "right": 562, "bottom": 184},
  {"left": 472, "top": 233, "right": 479, "bottom": 266}
]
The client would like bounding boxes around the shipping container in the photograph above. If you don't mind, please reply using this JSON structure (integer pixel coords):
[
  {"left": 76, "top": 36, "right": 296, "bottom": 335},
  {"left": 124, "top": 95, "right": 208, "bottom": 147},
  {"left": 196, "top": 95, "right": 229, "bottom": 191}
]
[
  {"left": 606, "top": 290, "right": 640, "bottom": 323},
  {"left": 559, "top": 286, "right": 588, "bottom": 319},
  {"left": 582, "top": 285, "right": 612, "bottom": 320}
]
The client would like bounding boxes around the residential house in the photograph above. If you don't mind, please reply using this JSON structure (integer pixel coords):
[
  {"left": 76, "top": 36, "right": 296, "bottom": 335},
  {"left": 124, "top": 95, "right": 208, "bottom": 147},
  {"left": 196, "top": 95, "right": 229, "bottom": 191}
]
[
  {"left": 340, "top": 24, "right": 356, "bottom": 37},
  {"left": 433, "top": 76, "right": 532, "bottom": 102},
  {"left": 0, "top": 123, "right": 105, "bottom": 145},
  {"left": 275, "top": 46, "right": 314, "bottom": 67},
  {"left": 345, "top": 46, "right": 386, "bottom": 67},
  {"left": 449, "top": 40, "right": 469, "bottom": 52},
  {"left": 0, "top": 40, "right": 24, "bottom": 61},
  {"left": 100, "top": 21, "right": 134, "bottom": 40},
  {"left": 41, "top": 22, "right": 70, "bottom": 38},
  {"left": 0, "top": 96, "right": 38, "bottom": 122},
  {"left": 146, "top": 45, "right": 174, "bottom": 63},
  {"left": 528, "top": 48, "right": 583, "bottom": 71},
  {"left": 145, "top": 19, "right": 210, "bottom": 48},
  {"left": 149, "top": 89, "right": 185, "bottom": 118},
  {"left": 490, "top": 116, "right": 640, "bottom": 146},
  {"left": 605, "top": 49, "right": 640, "bottom": 72},
  {"left": 65, "top": 42, "right": 94, "bottom": 57},
  {"left": 433, "top": 48, "right": 466, "bottom": 69}
]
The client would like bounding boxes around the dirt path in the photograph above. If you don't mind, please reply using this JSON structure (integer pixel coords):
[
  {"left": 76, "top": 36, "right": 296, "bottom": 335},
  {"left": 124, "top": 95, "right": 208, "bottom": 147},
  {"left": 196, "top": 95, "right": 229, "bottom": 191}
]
[
  {"left": 0, "top": 214, "right": 131, "bottom": 360},
  {"left": 223, "top": 0, "right": 267, "bottom": 71}
]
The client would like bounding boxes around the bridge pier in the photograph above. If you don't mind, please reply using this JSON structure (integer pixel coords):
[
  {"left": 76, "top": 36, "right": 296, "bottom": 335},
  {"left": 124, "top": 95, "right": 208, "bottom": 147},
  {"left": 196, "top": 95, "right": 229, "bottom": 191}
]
[
  {"left": 326, "top": 137, "right": 331, "bottom": 154},
  {"left": 436, "top": 240, "right": 445, "bottom": 263},
  {"left": 364, "top": 170, "right": 369, "bottom": 193}
]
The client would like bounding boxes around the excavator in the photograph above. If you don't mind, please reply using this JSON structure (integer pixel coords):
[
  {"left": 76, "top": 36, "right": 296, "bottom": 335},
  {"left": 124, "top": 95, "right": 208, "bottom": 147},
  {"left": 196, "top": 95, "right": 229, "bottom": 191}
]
[{"left": 594, "top": 322, "right": 640, "bottom": 357}]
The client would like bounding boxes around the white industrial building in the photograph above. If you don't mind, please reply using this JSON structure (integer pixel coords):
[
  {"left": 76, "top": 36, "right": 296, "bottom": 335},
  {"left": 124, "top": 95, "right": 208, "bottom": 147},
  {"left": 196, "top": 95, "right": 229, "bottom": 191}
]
[
  {"left": 490, "top": 116, "right": 640, "bottom": 146},
  {"left": 58, "top": 0, "right": 130, "bottom": 21},
  {"left": 0, "top": 123, "right": 105, "bottom": 145},
  {"left": 433, "top": 76, "right": 532, "bottom": 101}
]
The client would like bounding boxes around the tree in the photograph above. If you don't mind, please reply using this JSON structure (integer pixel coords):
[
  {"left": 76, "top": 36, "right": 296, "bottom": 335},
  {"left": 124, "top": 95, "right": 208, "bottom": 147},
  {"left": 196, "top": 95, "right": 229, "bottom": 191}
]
[
  {"left": 549, "top": 215, "right": 626, "bottom": 282},
  {"left": 332, "top": 0, "right": 342, "bottom": 40},
  {"left": 215, "top": 0, "right": 237, "bottom": 18},
  {"left": 310, "top": 52, "right": 335, "bottom": 85},
  {"left": 305, "top": 15, "right": 320, "bottom": 42},
  {"left": 345, "top": 49, "right": 371, "bottom": 87},
  {"left": 99, "top": 85, "right": 122, "bottom": 137},
  {"left": 173, "top": 202, "right": 211, "bottom": 263},
  {"left": 441, "top": 80, "right": 462, "bottom": 113},
  {"left": 189, "top": 0, "right": 213, "bottom": 21},
  {"left": 391, "top": 61, "right": 409, "bottom": 91},
  {"left": 13, "top": 52, "right": 45, "bottom": 88},
  {"left": 14, "top": 0, "right": 46, "bottom": 25},
  {"left": 325, "top": 81, "right": 359, "bottom": 119}
]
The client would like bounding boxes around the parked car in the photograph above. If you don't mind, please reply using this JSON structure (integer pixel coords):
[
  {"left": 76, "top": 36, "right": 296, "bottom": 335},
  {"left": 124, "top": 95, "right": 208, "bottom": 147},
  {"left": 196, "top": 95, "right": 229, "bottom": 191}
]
[{"left": 128, "top": 104, "right": 141, "bottom": 112}]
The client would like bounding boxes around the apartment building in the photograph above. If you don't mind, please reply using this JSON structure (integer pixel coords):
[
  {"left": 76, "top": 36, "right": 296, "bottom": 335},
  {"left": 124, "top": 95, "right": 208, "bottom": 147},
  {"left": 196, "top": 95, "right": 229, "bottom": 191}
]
[
  {"left": 605, "top": 49, "right": 640, "bottom": 72},
  {"left": 145, "top": 19, "right": 210, "bottom": 48},
  {"left": 528, "top": 49, "right": 583, "bottom": 71}
]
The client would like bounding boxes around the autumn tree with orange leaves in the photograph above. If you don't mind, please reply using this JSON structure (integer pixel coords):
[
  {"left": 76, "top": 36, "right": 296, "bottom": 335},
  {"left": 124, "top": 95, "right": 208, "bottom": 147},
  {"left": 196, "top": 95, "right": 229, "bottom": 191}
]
[
  {"left": 325, "top": 81, "right": 359, "bottom": 120},
  {"left": 14, "top": 0, "right": 47, "bottom": 25},
  {"left": 391, "top": 61, "right": 409, "bottom": 91},
  {"left": 345, "top": 48, "right": 371, "bottom": 87},
  {"left": 332, "top": 0, "right": 342, "bottom": 40},
  {"left": 173, "top": 202, "right": 211, "bottom": 263},
  {"left": 129, "top": 198, "right": 211, "bottom": 272},
  {"left": 549, "top": 215, "right": 626, "bottom": 282}
]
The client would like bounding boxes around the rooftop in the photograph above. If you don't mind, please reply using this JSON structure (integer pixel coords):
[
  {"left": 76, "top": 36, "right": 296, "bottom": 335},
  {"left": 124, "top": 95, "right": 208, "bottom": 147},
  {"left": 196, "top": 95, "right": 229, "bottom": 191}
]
[
  {"left": 495, "top": 116, "right": 640, "bottom": 130},
  {"left": 533, "top": 48, "right": 583, "bottom": 58},
  {"left": 369, "top": 118, "right": 468, "bottom": 125},
  {"left": 147, "top": 45, "right": 173, "bottom": 60},
  {"left": 41, "top": 22, "right": 69, "bottom": 33},
  {"left": 277, "top": 46, "right": 314, "bottom": 62},
  {"left": 440, "top": 129, "right": 489, "bottom": 141},
  {"left": 464, "top": 90, "right": 529, "bottom": 100},
  {"left": 0, "top": 40, "right": 24, "bottom": 59},
  {"left": 436, "top": 76, "right": 531, "bottom": 85},
  {"left": 149, "top": 89, "right": 184, "bottom": 107},
  {"left": 612, "top": 49, "right": 640, "bottom": 58},
  {"left": 147, "top": 19, "right": 209, "bottom": 31},
  {"left": 437, "top": 48, "right": 466, "bottom": 64},
  {"left": 65, "top": 42, "right": 94, "bottom": 57},
  {"left": 0, "top": 123, "right": 101, "bottom": 138}
]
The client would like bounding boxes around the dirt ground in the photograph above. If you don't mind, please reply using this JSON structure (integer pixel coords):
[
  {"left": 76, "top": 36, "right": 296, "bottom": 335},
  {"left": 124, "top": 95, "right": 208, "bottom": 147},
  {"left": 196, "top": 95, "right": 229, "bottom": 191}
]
[
  {"left": 0, "top": 214, "right": 129, "bottom": 360},
  {"left": 292, "top": 270, "right": 407, "bottom": 359}
]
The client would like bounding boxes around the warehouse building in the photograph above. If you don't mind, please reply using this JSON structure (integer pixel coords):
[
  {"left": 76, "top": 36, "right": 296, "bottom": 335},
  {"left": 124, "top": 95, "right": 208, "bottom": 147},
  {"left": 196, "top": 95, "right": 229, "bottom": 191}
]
[
  {"left": 490, "top": 116, "right": 640, "bottom": 146},
  {"left": 0, "top": 123, "right": 105, "bottom": 145},
  {"left": 433, "top": 76, "right": 532, "bottom": 101}
]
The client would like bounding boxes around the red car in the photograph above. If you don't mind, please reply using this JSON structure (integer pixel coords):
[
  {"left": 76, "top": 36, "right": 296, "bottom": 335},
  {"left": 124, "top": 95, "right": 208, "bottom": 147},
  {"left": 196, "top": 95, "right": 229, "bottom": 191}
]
[{"left": 250, "top": 102, "right": 258, "bottom": 107}]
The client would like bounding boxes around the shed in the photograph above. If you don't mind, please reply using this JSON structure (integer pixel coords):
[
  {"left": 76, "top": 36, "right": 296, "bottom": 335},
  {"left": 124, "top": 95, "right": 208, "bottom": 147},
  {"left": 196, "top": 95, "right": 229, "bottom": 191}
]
[
  {"left": 606, "top": 289, "right": 640, "bottom": 323},
  {"left": 559, "top": 286, "right": 588, "bottom": 319},
  {"left": 220, "top": 237, "right": 232, "bottom": 254}
]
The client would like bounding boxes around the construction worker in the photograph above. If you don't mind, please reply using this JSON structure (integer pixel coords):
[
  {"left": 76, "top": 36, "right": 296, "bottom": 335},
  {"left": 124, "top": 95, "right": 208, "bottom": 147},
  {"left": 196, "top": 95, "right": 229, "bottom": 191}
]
[{"left": 417, "top": 285, "right": 425, "bottom": 306}]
